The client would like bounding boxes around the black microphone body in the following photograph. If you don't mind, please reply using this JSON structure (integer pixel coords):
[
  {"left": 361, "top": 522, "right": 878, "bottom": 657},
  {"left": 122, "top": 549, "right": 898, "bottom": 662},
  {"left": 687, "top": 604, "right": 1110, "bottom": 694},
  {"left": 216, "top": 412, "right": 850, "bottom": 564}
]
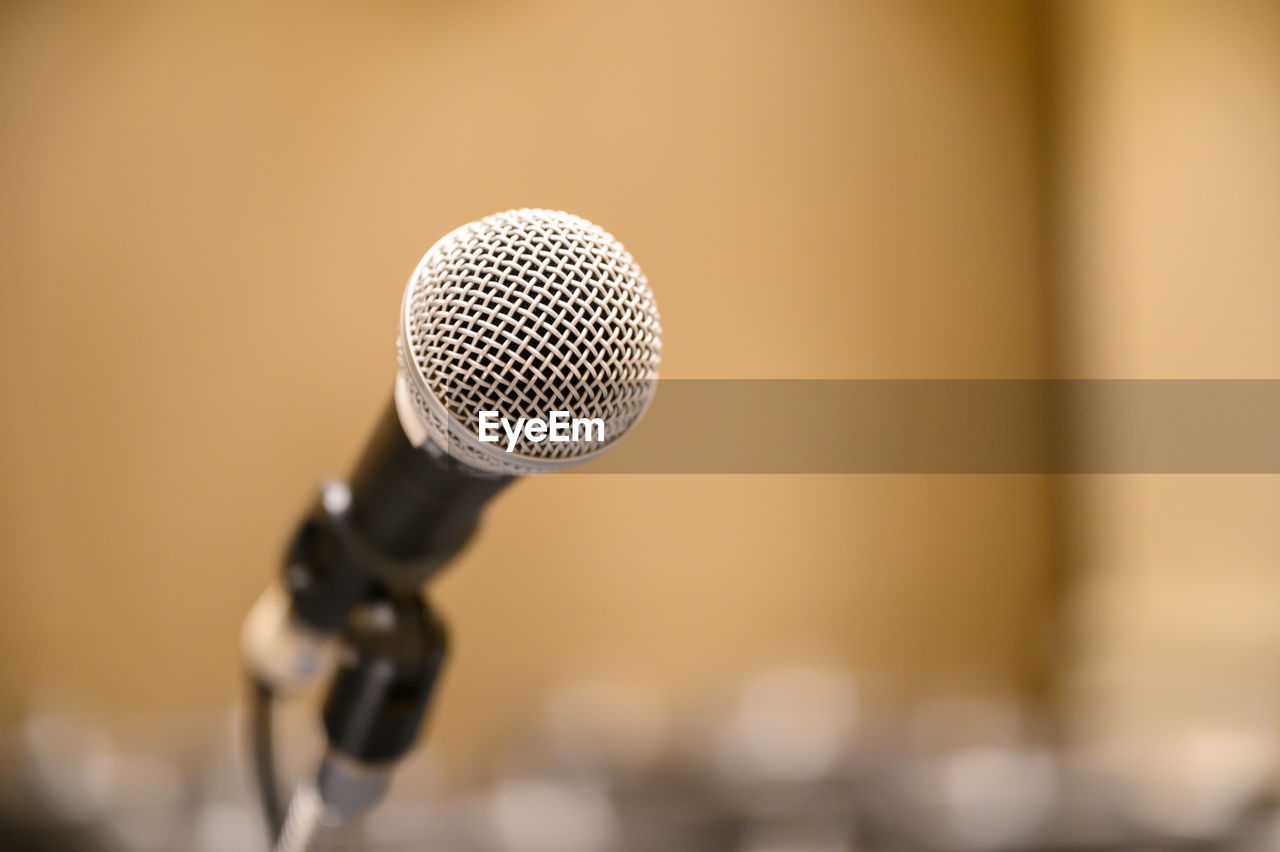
[
  {"left": 347, "top": 398, "right": 514, "bottom": 566},
  {"left": 284, "top": 397, "right": 514, "bottom": 636}
]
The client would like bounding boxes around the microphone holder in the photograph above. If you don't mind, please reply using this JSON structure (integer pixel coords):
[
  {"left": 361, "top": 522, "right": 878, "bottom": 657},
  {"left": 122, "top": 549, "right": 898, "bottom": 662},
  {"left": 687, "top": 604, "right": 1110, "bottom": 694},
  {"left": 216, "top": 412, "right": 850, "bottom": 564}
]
[{"left": 273, "top": 586, "right": 448, "bottom": 852}]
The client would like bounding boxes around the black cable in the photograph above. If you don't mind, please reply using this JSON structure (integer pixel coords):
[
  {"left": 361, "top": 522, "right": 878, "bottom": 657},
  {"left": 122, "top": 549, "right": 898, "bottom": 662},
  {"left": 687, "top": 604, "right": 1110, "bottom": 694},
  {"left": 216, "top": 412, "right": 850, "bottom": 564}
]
[{"left": 248, "top": 678, "right": 286, "bottom": 846}]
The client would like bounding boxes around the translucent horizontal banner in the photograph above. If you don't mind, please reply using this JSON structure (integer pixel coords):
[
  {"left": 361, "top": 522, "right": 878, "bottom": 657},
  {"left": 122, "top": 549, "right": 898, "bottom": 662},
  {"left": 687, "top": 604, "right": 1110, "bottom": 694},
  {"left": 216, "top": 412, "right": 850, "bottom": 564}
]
[{"left": 563, "top": 380, "right": 1280, "bottom": 473}]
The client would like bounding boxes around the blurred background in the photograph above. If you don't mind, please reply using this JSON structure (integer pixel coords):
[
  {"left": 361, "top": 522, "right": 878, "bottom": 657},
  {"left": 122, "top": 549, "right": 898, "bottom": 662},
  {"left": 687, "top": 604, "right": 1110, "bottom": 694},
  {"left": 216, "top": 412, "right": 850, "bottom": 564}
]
[{"left": 1, "top": 1, "right": 1277, "bottom": 849}]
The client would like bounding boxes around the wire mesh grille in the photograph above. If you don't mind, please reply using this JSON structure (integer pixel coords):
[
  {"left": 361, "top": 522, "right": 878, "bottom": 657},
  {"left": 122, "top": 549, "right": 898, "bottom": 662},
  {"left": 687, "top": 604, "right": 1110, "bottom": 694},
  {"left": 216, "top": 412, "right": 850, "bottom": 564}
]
[{"left": 398, "top": 209, "right": 662, "bottom": 474}]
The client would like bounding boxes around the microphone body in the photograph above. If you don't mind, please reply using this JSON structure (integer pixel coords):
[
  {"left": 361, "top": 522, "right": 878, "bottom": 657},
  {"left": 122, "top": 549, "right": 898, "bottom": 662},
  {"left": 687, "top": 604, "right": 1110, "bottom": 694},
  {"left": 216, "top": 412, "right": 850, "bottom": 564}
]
[
  {"left": 346, "top": 394, "right": 513, "bottom": 570},
  {"left": 287, "top": 394, "right": 512, "bottom": 632}
]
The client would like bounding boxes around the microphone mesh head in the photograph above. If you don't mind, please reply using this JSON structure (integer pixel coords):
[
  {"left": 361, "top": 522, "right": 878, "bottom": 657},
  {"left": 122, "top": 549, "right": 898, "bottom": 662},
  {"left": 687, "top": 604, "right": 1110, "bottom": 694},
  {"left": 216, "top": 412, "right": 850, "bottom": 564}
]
[{"left": 397, "top": 209, "right": 662, "bottom": 475}]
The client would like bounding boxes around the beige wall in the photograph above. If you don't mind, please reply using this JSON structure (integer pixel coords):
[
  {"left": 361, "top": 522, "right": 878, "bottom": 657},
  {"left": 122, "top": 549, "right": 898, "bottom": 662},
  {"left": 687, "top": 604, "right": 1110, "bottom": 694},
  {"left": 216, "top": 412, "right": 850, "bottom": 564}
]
[
  {"left": 0, "top": 2, "right": 1050, "bottom": 773},
  {"left": 1054, "top": 0, "right": 1280, "bottom": 804}
]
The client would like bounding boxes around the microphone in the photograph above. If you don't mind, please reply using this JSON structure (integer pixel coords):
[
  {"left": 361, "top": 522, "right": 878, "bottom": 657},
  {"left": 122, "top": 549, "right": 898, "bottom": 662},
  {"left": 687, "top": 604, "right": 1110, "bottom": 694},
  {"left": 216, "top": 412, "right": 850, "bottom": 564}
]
[
  {"left": 244, "top": 208, "right": 662, "bottom": 684},
  {"left": 241, "top": 209, "right": 662, "bottom": 850}
]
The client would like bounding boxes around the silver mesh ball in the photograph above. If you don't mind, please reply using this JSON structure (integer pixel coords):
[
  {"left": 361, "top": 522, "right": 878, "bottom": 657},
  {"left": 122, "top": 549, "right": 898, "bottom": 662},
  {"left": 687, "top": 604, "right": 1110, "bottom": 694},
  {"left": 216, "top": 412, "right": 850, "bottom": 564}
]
[{"left": 397, "top": 209, "right": 662, "bottom": 475}]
